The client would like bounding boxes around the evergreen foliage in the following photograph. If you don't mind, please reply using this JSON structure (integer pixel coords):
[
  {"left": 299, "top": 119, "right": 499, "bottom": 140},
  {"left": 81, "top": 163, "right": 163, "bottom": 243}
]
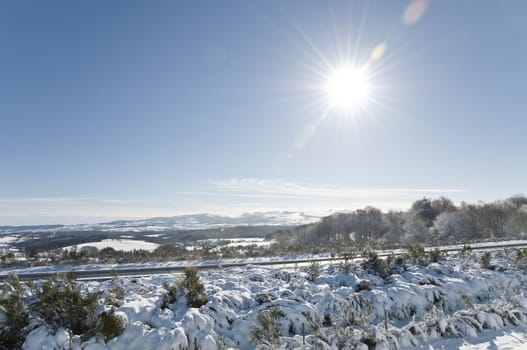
[
  {"left": 34, "top": 272, "right": 99, "bottom": 335},
  {"left": 480, "top": 251, "right": 492, "bottom": 269},
  {"left": 96, "top": 308, "right": 127, "bottom": 342},
  {"left": 361, "top": 249, "right": 390, "bottom": 279},
  {"left": 182, "top": 267, "right": 208, "bottom": 308},
  {"left": 0, "top": 274, "right": 30, "bottom": 349},
  {"left": 307, "top": 260, "right": 320, "bottom": 281},
  {"left": 250, "top": 306, "right": 282, "bottom": 347}
]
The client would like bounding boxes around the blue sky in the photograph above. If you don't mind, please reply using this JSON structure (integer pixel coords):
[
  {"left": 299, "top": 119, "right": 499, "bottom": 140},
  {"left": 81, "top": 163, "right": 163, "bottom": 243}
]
[{"left": 1, "top": 0, "right": 526, "bottom": 225}]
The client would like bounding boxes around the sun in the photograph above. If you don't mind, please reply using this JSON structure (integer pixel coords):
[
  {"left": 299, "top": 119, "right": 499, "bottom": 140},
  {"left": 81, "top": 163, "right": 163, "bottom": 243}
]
[{"left": 324, "top": 64, "right": 372, "bottom": 113}]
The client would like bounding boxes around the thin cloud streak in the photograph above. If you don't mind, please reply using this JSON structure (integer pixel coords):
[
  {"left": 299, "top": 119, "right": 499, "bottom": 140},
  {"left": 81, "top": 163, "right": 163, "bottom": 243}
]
[
  {"left": 209, "top": 178, "right": 468, "bottom": 200},
  {"left": 0, "top": 179, "right": 468, "bottom": 225}
]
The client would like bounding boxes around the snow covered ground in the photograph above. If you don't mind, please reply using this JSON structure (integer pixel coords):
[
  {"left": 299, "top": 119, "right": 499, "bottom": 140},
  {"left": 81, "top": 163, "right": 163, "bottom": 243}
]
[
  {"left": 13, "top": 249, "right": 527, "bottom": 349},
  {"left": 0, "top": 234, "right": 20, "bottom": 247},
  {"left": 407, "top": 326, "right": 527, "bottom": 349},
  {"left": 63, "top": 239, "right": 160, "bottom": 252},
  {"left": 219, "top": 238, "right": 277, "bottom": 247},
  {"left": 192, "top": 237, "right": 278, "bottom": 252}
]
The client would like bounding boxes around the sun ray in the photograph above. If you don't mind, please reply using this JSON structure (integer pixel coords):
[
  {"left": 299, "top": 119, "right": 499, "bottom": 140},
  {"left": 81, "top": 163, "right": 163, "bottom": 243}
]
[{"left": 273, "top": 1, "right": 430, "bottom": 156}]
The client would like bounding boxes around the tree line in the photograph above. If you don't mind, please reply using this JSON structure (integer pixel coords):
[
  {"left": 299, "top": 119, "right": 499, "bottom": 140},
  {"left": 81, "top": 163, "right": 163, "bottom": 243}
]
[{"left": 272, "top": 195, "right": 527, "bottom": 247}]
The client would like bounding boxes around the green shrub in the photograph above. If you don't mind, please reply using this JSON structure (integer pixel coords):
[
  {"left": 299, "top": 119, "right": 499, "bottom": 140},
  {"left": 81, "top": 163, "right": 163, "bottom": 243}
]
[
  {"left": 480, "top": 251, "right": 492, "bottom": 269},
  {"left": 355, "top": 279, "right": 373, "bottom": 292},
  {"left": 387, "top": 254, "right": 406, "bottom": 272},
  {"left": 106, "top": 270, "right": 125, "bottom": 307},
  {"left": 460, "top": 293, "right": 474, "bottom": 309},
  {"left": 460, "top": 245, "right": 472, "bottom": 257},
  {"left": 406, "top": 243, "right": 426, "bottom": 265},
  {"left": 514, "top": 249, "right": 527, "bottom": 270},
  {"left": 307, "top": 260, "right": 320, "bottom": 281},
  {"left": 428, "top": 249, "right": 444, "bottom": 263},
  {"left": 96, "top": 308, "right": 127, "bottom": 342},
  {"left": 250, "top": 306, "right": 282, "bottom": 347},
  {"left": 34, "top": 272, "right": 99, "bottom": 335},
  {"left": 182, "top": 267, "right": 208, "bottom": 308},
  {"left": 361, "top": 249, "right": 390, "bottom": 279},
  {"left": 337, "top": 254, "right": 353, "bottom": 275},
  {"left": 161, "top": 280, "right": 179, "bottom": 309},
  {"left": 0, "top": 274, "right": 29, "bottom": 349}
]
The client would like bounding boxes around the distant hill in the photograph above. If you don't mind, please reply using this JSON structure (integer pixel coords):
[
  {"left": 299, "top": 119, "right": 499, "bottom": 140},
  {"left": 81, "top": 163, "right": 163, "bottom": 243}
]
[{"left": 0, "top": 211, "right": 320, "bottom": 234}]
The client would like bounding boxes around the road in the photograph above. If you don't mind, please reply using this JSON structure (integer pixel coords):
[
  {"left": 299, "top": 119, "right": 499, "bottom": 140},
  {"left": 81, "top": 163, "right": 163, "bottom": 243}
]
[{"left": 2, "top": 240, "right": 527, "bottom": 282}]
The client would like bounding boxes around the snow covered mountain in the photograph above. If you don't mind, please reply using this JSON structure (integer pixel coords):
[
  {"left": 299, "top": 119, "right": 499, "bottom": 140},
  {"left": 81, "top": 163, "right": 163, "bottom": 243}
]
[{"left": 0, "top": 211, "right": 320, "bottom": 234}]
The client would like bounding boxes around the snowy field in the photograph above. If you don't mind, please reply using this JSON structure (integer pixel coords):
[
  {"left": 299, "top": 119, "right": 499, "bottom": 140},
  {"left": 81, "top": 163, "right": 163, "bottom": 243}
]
[
  {"left": 15, "top": 249, "right": 527, "bottom": 349},
  {"left": 0, "top": 234, "right": 20, "bottom": 247},
  {"left": 185, "top": 237, "right": 277, "bottom": 252},
  {"left": 211, "top": 237, "right": 277, "bottom": 250},
  {"left": 64, "top": 239, "right": 160, "bottom": 252},
  {"left": 406, "top": 326, "right": 527, "bottom": 349},
  {"left": 220, "top": 237, "right": 277, "bottom": 247}
]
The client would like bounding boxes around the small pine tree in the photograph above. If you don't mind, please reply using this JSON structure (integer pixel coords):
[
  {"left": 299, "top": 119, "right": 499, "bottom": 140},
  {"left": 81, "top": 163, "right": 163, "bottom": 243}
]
[
  {"left": 338, "top": 254, "right": 353, "bottom": 275},
  {"left": 250, "top": 306, "right": 282, "bottom": 347},
  {"left": 515, "top": 249, "right": 527, "bottom": 270},
  {"left": 460, "top": 245, "right": 472, "bottom": 257},
  {"left": 428, "top": 249, "right": 444, "bottom": 263},
  {"left": 406, "top": 243, "right": 426, "bottom": 265},
  {"left": 161, "top": 280, "right": 180, "bottom": 309},
  {"left": 361, "top": 249, "right": 390, "bottom": 279},
  {"left": 34, "top": 272, "right": 99, "bottom": 335},
  {"left": 106, "top": 270, "right": 125, "bottom": 307},
  {"left": 0, "top": 274, "right": 29, "bottom": 348},
  {"left": 182, "top": 267, "right": 208, "bottom": 308},
  {"left": 480, "top": 251, "right": 492, "bottom": 269},
  {"left": 307, "top": 260, "right": 320, "bottom": 281},
  {"left": 96, "top": 308, "right": 127, "bottom": 342}
]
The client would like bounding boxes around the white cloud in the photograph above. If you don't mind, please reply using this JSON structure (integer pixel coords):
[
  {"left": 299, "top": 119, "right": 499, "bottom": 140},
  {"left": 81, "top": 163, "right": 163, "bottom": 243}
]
[
  {"left": 0, "top": 179, "right": 468, "bottom": 225},
  {"left": 0, "top": 197, "right": 180, "bottom": 225},
  {"left": 209, "top": 178, "right": 467, "bottom": 200}
]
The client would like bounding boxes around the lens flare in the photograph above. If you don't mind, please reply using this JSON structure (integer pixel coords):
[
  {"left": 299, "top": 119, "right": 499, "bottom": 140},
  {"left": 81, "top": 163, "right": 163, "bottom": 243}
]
[
  {"left": 402, "top": 0, "right": 428, "bottom": 25},
  {"left": 370, "top": 42, "right": 387, "bottom": 62}
]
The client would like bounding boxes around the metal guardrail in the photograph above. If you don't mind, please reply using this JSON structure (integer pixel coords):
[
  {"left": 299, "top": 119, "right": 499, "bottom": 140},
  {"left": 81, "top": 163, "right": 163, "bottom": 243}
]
[{"left": 2, "top": 241, "right": 527, "bottom": 282}]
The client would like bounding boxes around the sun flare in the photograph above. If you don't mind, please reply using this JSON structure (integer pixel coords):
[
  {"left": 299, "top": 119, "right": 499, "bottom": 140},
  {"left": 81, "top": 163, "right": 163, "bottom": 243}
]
[{"left": 325, "top": 65, "right": 372, "bottom": 113}]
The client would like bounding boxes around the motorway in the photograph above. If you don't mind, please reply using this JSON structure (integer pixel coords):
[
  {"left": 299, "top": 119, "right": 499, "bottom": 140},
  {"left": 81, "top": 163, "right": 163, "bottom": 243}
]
[{"left": 2, "top": 240, "right": 527, "bottom": 282}]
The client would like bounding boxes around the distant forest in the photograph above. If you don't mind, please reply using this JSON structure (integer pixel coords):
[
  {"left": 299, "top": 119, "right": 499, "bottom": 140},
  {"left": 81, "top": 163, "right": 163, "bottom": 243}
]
[
  {"left": 272, "top": 195, "right": 527, "bottom": 247},
  {"left": 3, "top": 195, "right": 527, "bottom": 269}
]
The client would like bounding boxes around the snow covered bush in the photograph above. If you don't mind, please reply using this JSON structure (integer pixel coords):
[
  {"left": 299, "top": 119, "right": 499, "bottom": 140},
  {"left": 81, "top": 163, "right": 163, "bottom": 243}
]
[
  {"left": 8, "top": 245, "right": 527, "bottom": 350},
  {"left": 331, "top": 325, "right": 357, "bottom": 349},
  {"left": 160, "top": 280, "right": 179, "bottom": 310},
  {"left": 96, "top": 308, "right": 127, "bottom": 342},
  {"left": 361, "top": 249, "right": 390, "bottom": 279},
  {"left": 250, "top": 306, "right": 282, "bottom": 348},
  {"left": 386, "top": 254, "right": 406, "bottom": 273},
  {"left": 182, "top": 267, "right": 208, "bottom": 308},
  {"left": 480, "top": 251, "right": 492, "bottom": 269},
  {"left": 460, "top": 244, "right": 473, "bottom": 257},
  {"left": 514, "top": 248, "right": 527, "bottom": 271},
  {"left": 337, "top": 254, "right": 354, "bottom": 275},
  {"left": 307, "top": 260, "right": 320, "bottom": 281},
  {"left": 406, "top": 242, "right": 426, "bottom": 265},
  {"left": 160, "top": 268, "right": 208, "bottom": 309},
  {"left": 34, "top": 272, "right": 98, "bottom": 336},
  {"left": 428, "top": 248, "right": 444, "bottom": 263},
  {"left": 0, "top": 274, "right": 30, "bottom": 349},
  {"left": 105, "top": 270, "right": 126, "bottom": 307}
]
